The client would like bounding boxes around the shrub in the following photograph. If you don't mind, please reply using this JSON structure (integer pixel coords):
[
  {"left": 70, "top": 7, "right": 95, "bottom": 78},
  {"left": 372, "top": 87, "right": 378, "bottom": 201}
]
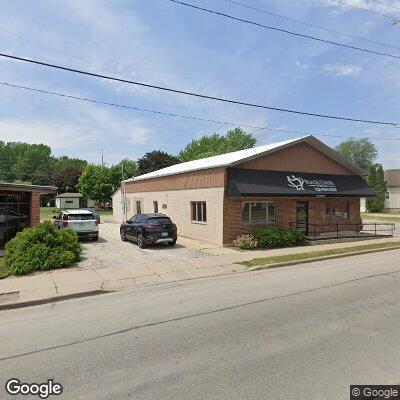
[
  {"left": 233, "top": 234, "right": 258, "bottom": 250},
  {"left": 252, "top": 227, "right": 305, "bottom": 249},
  {"left": 5, "top": 221, "right": 81, "bottom": 276}
]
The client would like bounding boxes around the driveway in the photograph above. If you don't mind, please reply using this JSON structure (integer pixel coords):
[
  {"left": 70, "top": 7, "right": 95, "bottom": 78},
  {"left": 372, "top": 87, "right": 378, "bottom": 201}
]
[{"left": 76, "top": 222, "right": 248, "bottom": 289}]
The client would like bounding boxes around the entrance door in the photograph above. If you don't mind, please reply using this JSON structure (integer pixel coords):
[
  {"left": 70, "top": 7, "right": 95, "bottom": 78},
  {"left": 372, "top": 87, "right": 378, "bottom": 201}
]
[{"left": 297, "top": 201, "right": 309, "bottom": 234}]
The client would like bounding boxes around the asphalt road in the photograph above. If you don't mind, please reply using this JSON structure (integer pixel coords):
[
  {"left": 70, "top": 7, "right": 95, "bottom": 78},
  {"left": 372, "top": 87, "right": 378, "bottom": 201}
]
[{"left": 1, "top": 250, "right": 400, "bottom": 400}]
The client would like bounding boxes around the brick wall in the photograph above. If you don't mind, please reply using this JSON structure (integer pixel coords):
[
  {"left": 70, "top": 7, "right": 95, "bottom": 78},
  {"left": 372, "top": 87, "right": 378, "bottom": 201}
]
[
  {"left": 30, "top": 192, "right": 41, "bottom": 227},
  {"left": 223, "top": 196, "right": 361, "bottom": 244}
]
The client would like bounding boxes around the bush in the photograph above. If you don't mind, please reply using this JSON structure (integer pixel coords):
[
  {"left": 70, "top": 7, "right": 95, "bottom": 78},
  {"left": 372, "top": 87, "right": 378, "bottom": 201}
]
[
  {"left": 252, "top": 227, "right": 305, "bottom": 249},
  {"left": 5, "top": 221, "right": 81, "bottom": 276},
  {"left": 233, "top": 234, "right": 258, "bottom": 250}
]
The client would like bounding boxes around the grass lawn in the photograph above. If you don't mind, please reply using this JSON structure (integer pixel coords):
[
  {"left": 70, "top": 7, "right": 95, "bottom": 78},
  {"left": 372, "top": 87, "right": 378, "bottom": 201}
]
[
  {"left": 0, "top": 257, "right": 9, "bottom": 279},
  {"left": 40, "top": 207, "right": 113, "bottom": 221},
  {"left": 241, "top": 241, "right": 400, "bottom": 269},
  {"left": 362, "top": 212, "right": 400, "bottom": 222}
]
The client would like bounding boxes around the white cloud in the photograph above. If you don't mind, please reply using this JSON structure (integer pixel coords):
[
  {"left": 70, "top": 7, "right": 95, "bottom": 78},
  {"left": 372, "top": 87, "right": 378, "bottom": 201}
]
[
  {"left": 294, "top": 60, "right": 310, "bottom": 70},
  {"left": 323, "top": 63, "right": 362, "bottom": 76}
]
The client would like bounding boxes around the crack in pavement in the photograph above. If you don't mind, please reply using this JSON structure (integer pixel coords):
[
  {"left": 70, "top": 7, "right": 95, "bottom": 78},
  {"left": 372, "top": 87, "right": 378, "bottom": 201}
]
[{"left": 1, "top": 268, "right": 400, "bottom": 363}]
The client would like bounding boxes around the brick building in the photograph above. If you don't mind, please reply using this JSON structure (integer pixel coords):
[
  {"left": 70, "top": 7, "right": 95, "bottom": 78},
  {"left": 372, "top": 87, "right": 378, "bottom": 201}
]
[
  {"left": 113, "top": 135, "right": 375, "bottom": 245},
  {"left": 0, "top": 182, "right": 56, "bottom": 246}
]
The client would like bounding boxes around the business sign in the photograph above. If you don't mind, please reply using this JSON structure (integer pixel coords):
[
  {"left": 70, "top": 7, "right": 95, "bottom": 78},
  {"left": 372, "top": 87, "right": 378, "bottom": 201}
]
[{"left": 286, "top": 174, "right": 338, "bottom": 193}]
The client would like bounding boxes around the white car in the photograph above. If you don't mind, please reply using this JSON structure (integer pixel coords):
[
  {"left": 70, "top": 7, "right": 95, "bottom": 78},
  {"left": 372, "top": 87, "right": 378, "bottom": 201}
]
[{"left": 53, "top": 209, "right": 99, "bottom": 241}]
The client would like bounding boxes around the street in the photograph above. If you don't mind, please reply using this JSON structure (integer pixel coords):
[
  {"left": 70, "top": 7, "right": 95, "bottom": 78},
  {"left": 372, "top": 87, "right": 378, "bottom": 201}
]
[{"left": 1, "top": 250, "right": 400, "bottom": 400}]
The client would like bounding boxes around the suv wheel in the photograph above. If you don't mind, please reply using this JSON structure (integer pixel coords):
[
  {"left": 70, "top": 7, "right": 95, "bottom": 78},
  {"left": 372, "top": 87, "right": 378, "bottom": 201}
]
[
  {"left": 120, "top": 229, "right": 127, "bottom": 242},
  {"left": 168, "top": 240, "right": 177, "bottom": 247},
  {"left": 137, "top": 233, "right": 146, "bottom": 248}
]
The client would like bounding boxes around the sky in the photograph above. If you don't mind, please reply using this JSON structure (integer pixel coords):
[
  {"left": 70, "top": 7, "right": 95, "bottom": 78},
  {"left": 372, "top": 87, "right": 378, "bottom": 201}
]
[{"left": 0, "top": 0, "right": 399, "bottom": 167}]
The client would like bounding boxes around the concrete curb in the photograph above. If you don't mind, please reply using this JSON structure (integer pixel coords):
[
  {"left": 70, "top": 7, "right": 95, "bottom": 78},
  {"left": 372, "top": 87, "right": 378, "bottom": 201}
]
[
  {"left": 248, "top": 245, "right": 400, "bottom": 271},
  {"left": 0, "top": 289, "right": 110, "bottom": 311}
]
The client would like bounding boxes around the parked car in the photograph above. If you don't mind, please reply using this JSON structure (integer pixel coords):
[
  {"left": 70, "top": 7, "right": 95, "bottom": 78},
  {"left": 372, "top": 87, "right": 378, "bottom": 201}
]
[
  {"left": 120, "top": 213, "right": 177, "bottom": 248},
  {"left": 53, "top": 209, "right": 99, "bottom": 241},
  {"left": 81, "top": 207, "right": 100, "bottom": 224}
]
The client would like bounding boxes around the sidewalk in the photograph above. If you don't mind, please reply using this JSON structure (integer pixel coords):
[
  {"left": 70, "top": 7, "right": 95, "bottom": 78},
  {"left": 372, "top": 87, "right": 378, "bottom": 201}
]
[{"left": 1, "top": 232, "right": 399, "bottom": 309}]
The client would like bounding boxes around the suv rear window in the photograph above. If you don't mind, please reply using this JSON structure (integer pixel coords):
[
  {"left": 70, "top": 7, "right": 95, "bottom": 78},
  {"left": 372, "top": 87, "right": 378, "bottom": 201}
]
[
  {"left": 67, "top": 214, "right": 95, "bottom": 221},
  {"left": 148, "top": 217, "right": 171, "bottom": 225}
]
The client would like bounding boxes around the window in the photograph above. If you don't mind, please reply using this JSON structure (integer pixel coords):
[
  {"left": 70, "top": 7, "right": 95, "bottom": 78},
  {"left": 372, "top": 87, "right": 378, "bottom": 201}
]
[
  {"left": 386, "top": 191, "right": 390, "bottom": 199},
  {"left": 191, "top": 201, "right": 207, "bottom": 222},
  {"left": 242, "top": 202, "right": 275, "bottom": 223},
  {"left": 325, "top": 201, "right": 349, "bottom": 220},
  {"left": 65, "top": 200, "right": 74, "bottom": 204},
  {"left": 153, "top": 201, "right": 159, "bottom": 213},
  {"left": 136, "top": 201, "right": 142, "bottom": 214}
]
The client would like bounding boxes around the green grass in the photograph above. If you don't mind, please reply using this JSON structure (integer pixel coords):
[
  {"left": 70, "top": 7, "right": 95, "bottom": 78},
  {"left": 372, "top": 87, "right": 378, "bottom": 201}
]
[
  {"left": 241, "top": 241, "right": 400, "bottom": 269},
  {"left": 362, "top": 212, "right": 400, "bottom": 222},
  {"left": 40, "top": 207, "right": 113, "bottom": 221},
  {"left": 0, "top": 257, "right": 9, "bottom": 279}
]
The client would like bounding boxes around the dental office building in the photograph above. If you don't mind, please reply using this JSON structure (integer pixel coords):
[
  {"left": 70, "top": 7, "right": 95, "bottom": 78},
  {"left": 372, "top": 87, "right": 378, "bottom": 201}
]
[{"left": 113, "top": 136, "right": 374, "bottom": 245}]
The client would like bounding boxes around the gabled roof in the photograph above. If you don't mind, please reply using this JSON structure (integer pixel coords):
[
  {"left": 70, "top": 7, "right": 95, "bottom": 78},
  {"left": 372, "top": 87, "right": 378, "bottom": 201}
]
[
  {"left": 126, "top": 135, "right": 366, "bottom": 183},
  {"left": 55, "top": 192, "right": 83, "bottom": 198},
  {"left": 385, "top": 169, "right": 400, "bottom": 187}
]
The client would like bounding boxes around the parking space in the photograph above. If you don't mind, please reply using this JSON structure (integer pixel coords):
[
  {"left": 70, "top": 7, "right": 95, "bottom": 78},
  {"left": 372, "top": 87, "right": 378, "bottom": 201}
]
[{"left": 78, "top": 222, "right": 247, "bottom": 275}]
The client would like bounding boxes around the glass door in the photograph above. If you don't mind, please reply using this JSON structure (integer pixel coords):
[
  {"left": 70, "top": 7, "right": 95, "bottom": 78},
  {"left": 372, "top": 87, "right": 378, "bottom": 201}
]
[{"left": 296, "top": 201, "right": 309, "bottom": 234}]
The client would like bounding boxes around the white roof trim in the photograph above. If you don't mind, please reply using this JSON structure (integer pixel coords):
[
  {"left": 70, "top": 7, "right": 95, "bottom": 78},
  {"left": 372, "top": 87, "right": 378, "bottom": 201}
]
[{"left": 125, "top": 135, "right": 366, "bottom": 183}]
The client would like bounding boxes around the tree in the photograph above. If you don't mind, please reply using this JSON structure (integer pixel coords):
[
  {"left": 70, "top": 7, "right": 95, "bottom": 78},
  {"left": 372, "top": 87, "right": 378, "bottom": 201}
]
[
  {"left": 179, "top": 127, "right": 257, "bottom": 162},
  {"left": 137, "top": 150, "right": 180, "bottom": 175},
  {"left": 77, "top": 165, "right": 114, "bottom": 205},
  {"left": 335, "top": 138, "right": 377, "bottom": 171},
  {"left": 51, "top": 157, "right": 87, "bottom": 194},
  {"left": 366, "top": 164, "right": 386, "bottom": 212},
  {"left": 0, "top": 141, "right": 53, "bottom": 183},
  {"left": 109, "top": 159, "right": 137, "bottom": 189}
]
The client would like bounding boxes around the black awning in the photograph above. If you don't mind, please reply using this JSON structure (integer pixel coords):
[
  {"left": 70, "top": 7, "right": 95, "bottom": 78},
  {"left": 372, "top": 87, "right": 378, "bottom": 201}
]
[{"left": 227, "top": 168, "right": 375, "bottom": 198}]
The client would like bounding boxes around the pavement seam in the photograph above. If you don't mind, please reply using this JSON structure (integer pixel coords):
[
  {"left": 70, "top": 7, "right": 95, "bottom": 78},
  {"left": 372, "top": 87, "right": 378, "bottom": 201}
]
[{"left": 49, "top": 273, "right": 59, "bottom": 295}]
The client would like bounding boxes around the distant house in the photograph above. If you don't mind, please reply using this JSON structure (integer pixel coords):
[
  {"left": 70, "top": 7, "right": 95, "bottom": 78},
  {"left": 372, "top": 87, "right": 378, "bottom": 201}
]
[
  {"left": 55, "top": 193, "right": 95, "bottom": 209},
  {"left": 384, "top": 170, "right": 400, "bottom": 212}
]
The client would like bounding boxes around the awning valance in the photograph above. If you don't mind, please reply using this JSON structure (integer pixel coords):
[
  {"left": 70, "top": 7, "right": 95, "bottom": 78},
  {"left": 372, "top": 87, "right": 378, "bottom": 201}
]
[{"left": 227, "top": 168, "right": 375, "bottom": 198}]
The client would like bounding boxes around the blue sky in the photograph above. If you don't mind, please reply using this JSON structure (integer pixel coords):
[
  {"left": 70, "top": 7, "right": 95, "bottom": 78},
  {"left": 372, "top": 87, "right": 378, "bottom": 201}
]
[{"left": 0, "top": 0, "right": 399, "bottom": 167}]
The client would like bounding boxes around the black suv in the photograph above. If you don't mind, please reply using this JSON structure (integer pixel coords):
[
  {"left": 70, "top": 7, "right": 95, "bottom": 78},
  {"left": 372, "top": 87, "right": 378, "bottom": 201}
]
[{"left": 120, "top": 213, "right": 177, "bottom": 248}]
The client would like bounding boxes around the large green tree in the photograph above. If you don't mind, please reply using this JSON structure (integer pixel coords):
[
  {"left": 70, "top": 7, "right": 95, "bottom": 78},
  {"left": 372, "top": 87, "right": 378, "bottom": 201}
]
[
  {"left": 179, "top": 127, "right": 257, "bottom": 162},
  {"left": 366, "top": 164, "right": 386, "bottom": 212},
  {"left": 0, "top": 141, "right": 53, "bottom": 183},
  {"left": 335, "top": 138, "right": 377, "bottom": 171},
  {"left": 77, "top": 165, "right": 114, "bottom": 205},
  {"left": 109, "top": 159, "right": 137, "bottom": 188},
  {"left": 51, "top": 156, "right": 87, "bottom": 194},
  {"left": 137, "top": 150, "right": 180, "bottom": 175}
]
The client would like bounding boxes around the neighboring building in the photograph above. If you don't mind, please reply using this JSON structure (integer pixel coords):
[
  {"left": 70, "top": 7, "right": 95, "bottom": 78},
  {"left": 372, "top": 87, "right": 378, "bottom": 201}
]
[
  {"left": 54, "top": 193, "right": 95, "bottom": 209},
  {"left": 113, "top": 135, "right": 375, "bottom": 246},
  {"left": 112, "top": 188, "right": 124, "bottom": 222},
  {"left": 0, "top": 182, "right": 56, "bottom": 246},
  {"left": 384, "top": 169, "right": 400, "bottom": 212}
]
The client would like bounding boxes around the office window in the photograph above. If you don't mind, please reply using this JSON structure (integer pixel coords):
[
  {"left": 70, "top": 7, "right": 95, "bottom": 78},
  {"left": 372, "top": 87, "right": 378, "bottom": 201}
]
[
  {"left": 191, "top": 201, "right": 206, "bottom": 222},
  {"left": 325, "top": 201, "right": 349, "bottom": 220},
  {"left": 242, "top": 202, "right": 275, "bottom": 223},
  {"left": 153, "top": 201, "right": 158, "bottom": 213},
  {"left": 136, "top": 201, "right": 142, "bottom": 214}
]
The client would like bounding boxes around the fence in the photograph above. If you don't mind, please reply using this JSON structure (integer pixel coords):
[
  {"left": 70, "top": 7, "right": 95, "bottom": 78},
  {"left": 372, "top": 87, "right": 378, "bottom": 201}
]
[{"left": 290, "top": 222, "right": 395, "bottom": 240}]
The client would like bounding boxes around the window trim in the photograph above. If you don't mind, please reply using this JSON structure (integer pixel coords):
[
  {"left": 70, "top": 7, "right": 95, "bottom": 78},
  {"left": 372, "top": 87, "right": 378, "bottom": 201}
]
[
  {"left": 242, "top": 201, "right": 276, "bottom": 224},
  {"left": 190, "top": 201, "right": 207, "bottom": 224}
]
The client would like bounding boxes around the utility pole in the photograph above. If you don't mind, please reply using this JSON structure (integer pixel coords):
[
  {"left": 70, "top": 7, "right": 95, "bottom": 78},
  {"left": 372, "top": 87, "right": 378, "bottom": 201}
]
[
  {"left": 121, "top": 161, "right": 127, "bottom": 222},
  {"left": 100, "top": 149, "right": 104, "bottom": 166}
]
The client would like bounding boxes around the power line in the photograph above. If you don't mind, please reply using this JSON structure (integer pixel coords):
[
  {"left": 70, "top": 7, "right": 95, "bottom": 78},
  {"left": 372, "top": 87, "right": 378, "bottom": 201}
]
[
  {"left": 1, "top": 81, "right": 400, "bottom": 141},
  {"left": 221, "top": 0, "right": 400, "bottom": 51},
  {"left": 166, "top": 0, "right": 400, "bottom": 60},
  {"left": 0, "top": 53, "right": 398, "bottom": 127},
  {"left": 328, "top": 0, "right": 397, "bottom": 20},
  {"left": 367, "top": 0, "right": 400, "bottom": 12}
]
